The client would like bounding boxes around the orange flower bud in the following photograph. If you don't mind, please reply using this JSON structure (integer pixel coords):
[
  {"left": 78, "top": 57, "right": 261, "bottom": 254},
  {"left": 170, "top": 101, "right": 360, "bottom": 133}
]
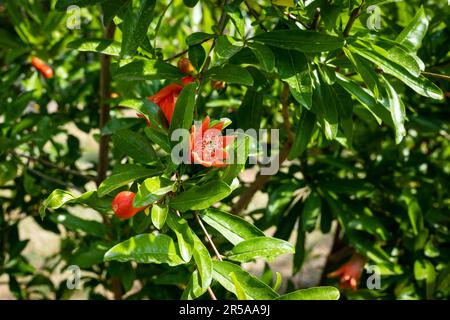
[
  {"left": 178, "top": 58, "right": 195, "bottom": 75},
  {"left": 211, "top": 80, "right": 226, "bottom": 91}
]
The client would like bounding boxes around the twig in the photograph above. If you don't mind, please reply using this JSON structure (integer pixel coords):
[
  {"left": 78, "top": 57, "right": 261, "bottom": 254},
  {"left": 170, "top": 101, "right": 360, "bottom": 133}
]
[
  {"left": 195, "top": 213, "right": 223, "bottom": 261},
  {"left": 343, "top": 0, "right": 365, "bottom": 38},
  {"left": 244, "top": 0, "right": 268, "bottom": 32},
  {"left": 14, "top": 153, "right": 95, "bottom": 181},
  {"left": 27, "top": 168, "right": 84, "bottom": 193},
  {"left": 422, "top": 71, "right": 450, "bottom": 82},
  {"left": 232, "top": 83, "right": 293, "bottom": 214},
  {"left": 207, "top": 287, "right": 218, "bottom": 300}
]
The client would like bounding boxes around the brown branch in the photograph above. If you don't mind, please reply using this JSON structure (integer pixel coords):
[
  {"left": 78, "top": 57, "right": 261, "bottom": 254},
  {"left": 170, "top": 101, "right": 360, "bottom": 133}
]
[
  {"left": 244, "top": 0, "right": 268, "bottom": 32},
  {"left": 231, "top": 83, "right": 293, "bottom": 214},
  {"left": 343, "top": 0, "right": 365, "bottom": 38},
  {"left": 422, "top": 71, "right": 450, "bottom": 82},
  {"left": 97, "top": 23, "right": 116, "bottom": 186},
  {"left": 27, "top": 168, "right": 84, "bottom": 193},
  {"left": 14, "top": 153, "right": 95, "bottom": 181},
  {"left": 195, "top": 213, "right": 223, "bottom": 261}
]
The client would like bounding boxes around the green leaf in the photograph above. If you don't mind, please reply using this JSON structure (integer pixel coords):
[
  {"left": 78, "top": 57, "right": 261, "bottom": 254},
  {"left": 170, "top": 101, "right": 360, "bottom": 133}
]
[
  {"left": 114, "top": 98, "right": 166, "bottom": 130},
  {"left": 350, "top": 45, "right": 443, "bottom": 100},
  {"left": 181, "top": 269, "right": 206, "bottom": 300},
  {"left": 227, "top": 236, "right": 294, "bottom": 262},
  {"left": 220, "top": 133, "right": 249, "bottom": 185},
  {"left": 200, "top": 208, "right": 264, "bottom": 245},
  {"left": 67, "top": 39, "right": 121, "bottom": 56},
  {"left": 402, "top": 195, "right": 424, "bottom": 236},
  {"left": 49, "top": 213, "right": 108, "bottom": 237},
  {"left": 251, "top": 29, "right": 344, "bottom": 53},
  {"left": 170, "top": 181, "right": 232, "bottom": 212},
  {"left": 151, "top": 204, "right": 168, "bottom": 230},
  {"left": 348, "top": 215, "right": 389, "bottom": 241},
  {"left": 186, "top": 32, "right": 215, "bottom": 46},
  {"left": 230, "top": 272, "right": 248, "bottom": 300},
  {"left": 40, "top": 190, "right": 112, "bottom": 219},
  {"left": 382, "top": 75, "right": 406, "bottom": 144},
  {"left": 300, "top": 191, "right": 321, "bottom": 232},
  {"left": 414, "top": 259, "right": 436, "bottom": 299},
  {"left": 273, "top": 272, "right": 282, "bottom": 292},
  {"left": 112, "top": 129, "right": 158, "bottom": 163},
  {"left": 336, "top": 73, "right": 392, "bottom": 125},
  {"left": 248, "top": 43, "right": 275, "bottom": 73},
  {"left": 215, "top": 36, "right": 242, "bottom": 60},
  {"left": 133, "top": 176, "right": 174, "bottom": 207},
  {"left": 188, "top": 44, "right": 206, "bottom": 71},
  {"left": 102, "top": 0, "right": 131, "bottom": 26},
  {"left": 104, "top": 233, "right": 185, "bottom": 266},
  {"left": 312, "top": 72, "right": 338, "bottom": 140},
  {"left": 192, "top": 232, "right": 213, "bottom": 290},
  {"left": 275, "top": 286, "right": 340, "bottom": 300},
  {"left": 114, "top": 59, "right": 183, "bottom": 81},
  {"left": 212, "top": 260, "right": 279, "bottom": 300},
  {"left": 237, "top": 88, "right": 263, "bottom": 131},
  {"left": 0, "top": 162, "right": 17, "bottom": 185},
  {"left": 288, "top": 109, "right": 316, "bottom": 160},
  {"left": 144, "top": 127, "right": 171, "bottom": 153},
  {"left": 204, "top": 65, "right": 253, "bottom": 86},
  {"left": 395, "top": 6, "right": 428, "bottom": 52},
  {"left": 166, "top": 213, "right": 194, "bottom": 262},
  {"left": 169, "top": 82, "right": 197, "bottom": 136},
  {"left": 343, "top": 47, "right": 379, "bottom": 98},
  {"left": 120, "top": 0, "right": 156, "bottom": 58},
  {"left": 97, "top": 164, "right": 162, "bottom": 197}
]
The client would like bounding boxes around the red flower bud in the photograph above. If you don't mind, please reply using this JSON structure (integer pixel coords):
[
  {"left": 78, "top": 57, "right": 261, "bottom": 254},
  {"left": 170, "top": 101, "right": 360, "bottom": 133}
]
[
  {"left": 112, "top": 191, "right": 147, "bottom": 220},
  {"left": 31, "top": 56, "right": 53, "bottom": 79}
]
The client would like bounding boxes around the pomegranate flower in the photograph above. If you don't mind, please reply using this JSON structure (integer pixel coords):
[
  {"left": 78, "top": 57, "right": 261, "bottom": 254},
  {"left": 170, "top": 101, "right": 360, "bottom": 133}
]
[
  {"left": 328, "top": 253, "right": 367, "bottom": 291},
  {"left": 189, "top": 116, "right": 235, "bottom": 168},
  {"left": 139, "top": 76, "right": 195, "bottom": 126}
]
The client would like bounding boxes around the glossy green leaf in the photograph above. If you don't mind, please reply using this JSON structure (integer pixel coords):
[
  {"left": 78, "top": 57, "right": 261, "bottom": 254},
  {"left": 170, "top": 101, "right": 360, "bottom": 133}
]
[
  {"left": 49, "top": 213, "right": 108, "bottom": 237},
  {"left": 275, "top": 286, "right": 340, "bottom": 300},
  {"left": 227, "top": 236, "right": 294, "bottom": 262},
  {"left": 300, "top": 191, "right": 321, "bottom": 232},
  {"left": 230, "top": 272, "right": 248, "bottom": 300},
  {"left": 151, "top": 204, "right": 168, "bottom": 230},
  {"left": 275, "top": 48, "right": 312, "bottom": 109},
  {"left": 169, "top": 82, "right": 197, "bottom": 136},
  {"left": 343, "top": 47, "right": 379, "bottom": 98},
  {"left": 192, "top": 232, "right": 213, "bottom": 290},
  {"left": 252, "top": 29, "right": 344, "bottom": 52},
  {"left": 186, "top": 32, "right": 215, "bottom": 46},
  {"left": 237, "top": 88, "right": 263, "bottom": 131},
  {"left": 67, "top": 39, "right": 121, "bottom": 56},
  {"left": 104, "top": 233, "right": 185, "bottom": 266},
  {"left": 312, "top": 72, "right": 338, "bottom": 140},
  {"left": 288, "top": 109, "right": 316, "bottom": 160},
  {"left": 112, "top": 129, "right": 158, "bottom": 163},
  {"left": 204, "top": 65, "right": 253, "bottom": 86},
  {"left": 114, "top": 59, "right": 183, "bottom": 81},
  {"left": 382, "top": 75, "right": 406, "bottom": 144},
  {"left": 166, "top": 213, "right": 194, "bottom": 262},
  {"left": 188, "top": 44, "right": 206, "bottom": 71},
  {"left": 215, "top": 36, "right": 242, "bottom": 60},
  {"left": 212, "top": 260, "right": 279, "bottom": 300},
  {"left": 248, "top": 43, "right": 275, "bottom": 72},
  {"left": 120, "top": 0, "right": 156, "bottom": 57},
  {"left": 395, "top": 6, "right": 428, "bottom": 52},
  {"left": 350, "top": 45, "right": 443, "bottom": 100},
  {"left": 200, "top": 208, "right": 264, "bottom": 245},
  {"left": 144, "top": 127, "right": 171, "bottom": 153},
  {"left": 134, "top": 176, "right": 175, "bottom": 207},
  {"left": 170, "top": 181, "right": 232, "bottom": 212},
  {"left": 97, "top": 165, "right": 162, "bottom": 197}
]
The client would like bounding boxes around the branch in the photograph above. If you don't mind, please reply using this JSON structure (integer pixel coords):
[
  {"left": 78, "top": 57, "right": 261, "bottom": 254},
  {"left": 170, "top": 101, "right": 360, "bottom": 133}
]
[
  {"left": 232, "top": 83, "right": 293, "bottom": 214},
  {"left": 244, "top": 0, "right": 268, "bottom": 32},
  {"left": 14, "top": 153, "right": 95, "bottom": 181},
  {"left": 195, "top": 213, "right": 224, "bottom": 261},
  {"left": 422, "top": 71, "right": 450, "bottom": 82},
  {"left": 343, "top": 0, "right": 365, "bottom": 38},
  {"left": 27, "top": 168, "right": 84, "bottom": 193},
  {"left": 97, "top": 23, "right": 116, "bottom": 186}
]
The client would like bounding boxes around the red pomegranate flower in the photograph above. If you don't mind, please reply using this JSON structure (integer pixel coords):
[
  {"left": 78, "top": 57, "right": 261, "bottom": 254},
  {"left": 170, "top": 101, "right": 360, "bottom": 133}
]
[
  {"left": 189, "top": 116, "right": 235, "bottom": 168},
  {"left": 139, "top": 76, "right": 195, "bottom": 126},
  {"left": 328, "top": 253, "right": 367, "bottom": 291}
]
